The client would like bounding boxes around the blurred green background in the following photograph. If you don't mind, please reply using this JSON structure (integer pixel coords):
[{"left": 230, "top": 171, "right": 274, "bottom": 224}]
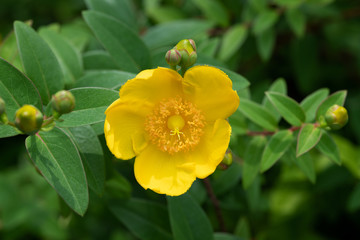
[{"left": 1, "top": 0, "right": 360, "bottom": 239}]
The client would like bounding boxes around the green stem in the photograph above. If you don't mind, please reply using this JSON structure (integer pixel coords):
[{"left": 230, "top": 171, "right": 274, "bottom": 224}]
[
  {"left": 246, "top": 122, "right": 320, "bottom": 136},
  {"left": 42, "top": 116, "right": 54, "bottom": 128}
]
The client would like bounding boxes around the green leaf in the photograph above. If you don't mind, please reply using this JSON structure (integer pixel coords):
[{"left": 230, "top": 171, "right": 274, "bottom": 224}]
[
  {"left": 347, "top": 183, "right": 360, "bottom": 212},
  {"left": 85, "top": 0, "right": 137, "bottom": 29},
  {"left": 14, "top": 21, "right": 64, "bottom": 104},
  {"left": 253, "top": 10, "right": 279, "bottom": 35},
  {"left": 168, "top": 194, "right": 214, "bottom": 240},
  {"left": 66, "top": 126, "right": 105, "bottom": 195},
  {"left": 213, "top": 161, "right": 242, "bottom": 195},
  {"left": 316, "top": 90, "right": 347, "bottom": 121},
  {"left": 192, "top": 0, "right": 229, "bottom": 27},
  {"left": 300, "top": 88, "right": 329, "bottom": 122},
  {"left": 266, "top": 92, "right": 305, "bottom": 126},
  {"left": 0, "top": 125, "right": 20, "bottom": 138},
  {"left": 105, "top": 172, "right": 132, "bottom": 200},
  {"left": 218, "top": 24, "right": 248, "bottom": 61},
  {"left": 296, "top": 124, "right": 322, "bottom": 157},
  {"left": 60, "top": 19, "right": 92, "bottom": 52},
  {"left": 286, "top": 144, "right": 316, "bottom": 183},
  {"left": 214, "top": 233, "right": 243, "bottom": 240},
  {"left": 239, "top": 99, "right": 278, "bottom": 131},
  {"left": 261, "top": 130, "right": 293, "bottom": 172},
  {"left": 83, "top": 11, "right": 151, "bottom": 72},
  {"left": 56, "top": 87, "right": 118, "bottom": 127},
  {"left": 234, "top": 217, "right": 251, "bottom": 239},
  {"left": 75, "top": 70, "right": 135, "bottom": 90},
  {"left": 218, "top": 67, "right": 250, "bottom": 91},
  {"left": 25, "top": 127, "right": 89, "bottom": 215},
  {"left": 256, "top": 28, "right": 276, "bottom": 61},
  {"left": 262, "top": 78, "right": 287, "bottom": 121},
  {"left": 286, "top": 8, "right": 306, "bottom": 37},
  {"left": 39, "top": 28, "right": 83, "bottom": 88},
  {"left": 0, "top": 30, "right": 23, "bottom": 71},
  {"left": 316, "top": 131, "right": 341, "bottom": 165},
  {"left": 198, "top": 37, "right": 220, "bottom": 57},
  {"left": 143, "top": 20, "right": 213, "bottom": 50},
  {"left": 243, "top": 136, "right": 267, "bottom": 189},
  {"left": 83, "top": 50, "right": 120, "bottom": 70},
  {"left": 0, "top": 57, "right": 42, "bottom": 133},
  {"left": 229, "top": 109, "right": 248, "bottom": 135},
  {"left": 108, "top": 198, "right": 172, "bottom": 240}
]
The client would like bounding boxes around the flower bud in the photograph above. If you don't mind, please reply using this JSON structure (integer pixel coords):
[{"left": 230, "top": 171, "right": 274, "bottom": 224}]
[
  {"left": 217, "top": 150, "right": 233, "bottom": 170},
  {"left": 15, "top": 105, "right": 43, "bottom": 135},
  {"left": 0, "top": 97, "right": 5, "bottom": 115},
  {"left": 165, "top": 49, "right": 181, "bottom": 67},
  {"left": 174, "top": 39, "right": 197, "bottom": 69},
  {"left": 325, "top": 104, "right": 348, "bottom": 130},
  {"left": 52, "top": 90, "right": 75, "bottom": 115},
  {"left": 0, "top": 97, "right": 8, "bottom": 124}
]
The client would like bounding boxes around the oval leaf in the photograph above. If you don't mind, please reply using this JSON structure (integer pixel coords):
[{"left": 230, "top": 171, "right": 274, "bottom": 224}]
[
  {"left": 83, "top": 11, "right": 151, "bottom": 72},
  {"left": 56, "top": 87, "right": 118, "bottom": 127},
  {"left": 243, "top": 136, "right": 267, "bottom": 189},
  {"left": 83, "top": 50, "right": 119, "bottom": 70},
  {"left": 262, "top": 78, "right": 287, "bottom": 121},
  {"left": 219, "top": 24, "right": 248, "bottom": 61},
  {"left": 286, "top": 144, "right": 316, "bottom": 183},
  {"left": 316, "top": 90, "right": 347, "bottom": 121},
  {"left": 66, "top": 126, "right": 105, "bottom": 195},
  {"left": 192, "top": 0, "right": 229, "bottom": 27},
  {"left": 168, "top": 194, "right": 214, "bottom": 240},
  {"left": 0, "top": 57, "right": 42, "bottom": 137},
  {"left": 253, "top": 10, "right": 279, "bottom": 35},
  {"left": 316, "top": 131, "right": 341, "bottom": 165},
  {"left": 239, "top": 99, "right": 278, "bottom": 131},
  {"left": 261, "top": 130, "right": 293, "bottom": 172},
  {"left": 108, "top": 198, "right": 172, "bottom": 240},
  {"left": 300, "top": 88, "right": 329, "bottom": 122},
  {"left": 25, "top": 127, "right": 89, "bottom": 215},
  {"left": 217, "top": 67, "right": 250, "bottom": 91},
  {"left": 75, "top": 70, "right": 135, "bottom": 90},
  {"left": 296, "top": 124, "right": 322, "bottom": 157},
  {"left": 85, "top": 0, "right": 137, "bottom": 29},
  {"left": 266, "top": 92, "right": 305, "bottom": 126},
  {"left": 39, "top": 28, "right": 83, "bottom": 88},
  {"left": 256, "top": 28, "right": 276, "bottom": 61},
  {"left": 14, "top": 21, "right": 64, "bottom": 104}
]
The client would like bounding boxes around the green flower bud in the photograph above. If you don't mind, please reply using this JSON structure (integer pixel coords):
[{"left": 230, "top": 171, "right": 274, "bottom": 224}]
[
  {"left": 217, "top": 150, "right": 233, "bottom": 170},
  {"left": 0, "top": 97, "right": 8, "bottom": 124},
  {"left": 0, "top": 97, "right": 5, "bottom": 115},
  {"left": 15, "top": 105, "right": 43, "bottom": 135},
  {"left": 52, "top": 90, "right": 75, "bottom": 115},
  {"left": 174, "top": 39, "right": 197, "bottom": 69},
  {"left": 165, "top": 49, "right": 181, "bottom": 67},
  {"left": 325, "top": 104, "right": 348, "bottom": 130}
]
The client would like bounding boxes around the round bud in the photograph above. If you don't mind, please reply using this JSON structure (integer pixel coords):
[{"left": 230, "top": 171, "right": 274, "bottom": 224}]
[
  {"left": 325, "top": 104, "right": 348, "bottom": 130},
  {"left": 165, "top": 49, "right": 181, "bottom": 67},
  {"left": 52, "top": 90, "right": 75, "bottom": 114},
  {"left": 0, "top": 97, "right": 5, "bottom": 115},
  {"left": 174, "top": 39, "right": 198, "bottom": 69},
  {"left": 15, "top": 105, "right": 43, "bottom": 135},
  {"left": 217, "top": 150, "right": 233, "bottom": 170}
]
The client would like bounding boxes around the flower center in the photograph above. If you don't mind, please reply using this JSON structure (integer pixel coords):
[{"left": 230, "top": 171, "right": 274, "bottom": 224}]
[{"left": 144, "top": 97, "right": 205, "bottom": 154}]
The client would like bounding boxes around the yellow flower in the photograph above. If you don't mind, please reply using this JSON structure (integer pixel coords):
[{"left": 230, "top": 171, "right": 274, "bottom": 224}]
[{"left": 104, "top": 66, "right": 239, "bottom": 196}]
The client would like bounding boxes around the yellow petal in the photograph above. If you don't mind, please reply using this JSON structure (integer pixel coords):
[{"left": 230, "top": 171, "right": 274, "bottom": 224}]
[
  {"left": 120, "top": 67, "right": 184, "bottom": 104},
  {"left": 134, "top": 144, "right": 196, "bottom": 196},
  {"left": 104, "top": 100, "right": 151, "bottom": 160},
  {"left": 183, "top": 66, "right": 240, "bottom": 121},
  {"left": 192, "top": 119, "right": 231, "bottom": 178}
]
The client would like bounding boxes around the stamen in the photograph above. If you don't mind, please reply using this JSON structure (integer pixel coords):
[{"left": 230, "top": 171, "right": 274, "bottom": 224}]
[{"left": 144, "top": 96, "right": 205, "bottom": 154}]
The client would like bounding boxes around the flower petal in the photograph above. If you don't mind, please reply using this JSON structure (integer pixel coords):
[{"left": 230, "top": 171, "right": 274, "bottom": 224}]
[
  {"left": 134, "top": 144, "right": 196, "bottom": 196},
  {"left": 104, "top": 100, "right": 150, "bottom": 160},
  {"left": 192, "top": 119, "right": 231, "bottom": 178},
  {"left": 120, "top": 67, "right": 184, "bottom": 104},
  {"left": 183, "top": 66, "right": 240, "bottom": 121}
]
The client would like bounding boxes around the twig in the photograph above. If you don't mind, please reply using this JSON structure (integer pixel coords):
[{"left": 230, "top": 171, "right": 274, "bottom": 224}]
[{"left": 203, "top": 178, "right": 226, "bottom": 232}]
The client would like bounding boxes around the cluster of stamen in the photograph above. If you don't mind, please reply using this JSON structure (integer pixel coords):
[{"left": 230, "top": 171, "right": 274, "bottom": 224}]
[{"left": 144, "top": 96, "right": 205, "bottom": 154}]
